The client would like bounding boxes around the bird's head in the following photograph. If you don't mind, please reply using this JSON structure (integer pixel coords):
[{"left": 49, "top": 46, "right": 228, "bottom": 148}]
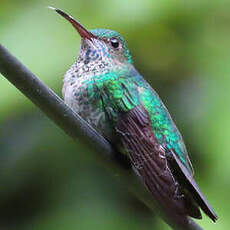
[{"left": 50, "top": 7, "right": 133, "bottom": 75}]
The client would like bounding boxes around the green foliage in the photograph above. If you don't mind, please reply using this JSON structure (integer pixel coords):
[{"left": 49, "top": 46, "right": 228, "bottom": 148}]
[{"left": 0, "top": 0, "right": 229, "bottom": 229}]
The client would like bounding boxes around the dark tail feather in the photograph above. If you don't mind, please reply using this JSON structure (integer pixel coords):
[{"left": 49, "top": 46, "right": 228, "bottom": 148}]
[
  {"left": 186, "top": 176, "right": 218, "bottom": 222},
  {"left": 170, "top": 150, "right": 218, "bottom": 222},
  {"left": 184, "top": 193, "right": 202, "bottom": 219}
]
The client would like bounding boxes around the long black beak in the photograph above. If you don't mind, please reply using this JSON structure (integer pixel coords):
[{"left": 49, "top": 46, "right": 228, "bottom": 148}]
[{"left": 49, "top": 7, "right": 97, "bottom": 40}]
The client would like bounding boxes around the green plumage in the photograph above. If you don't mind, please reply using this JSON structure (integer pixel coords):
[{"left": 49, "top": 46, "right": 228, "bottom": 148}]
[{"left": 84, "top": 68, "right": 193, "bottom": 174}]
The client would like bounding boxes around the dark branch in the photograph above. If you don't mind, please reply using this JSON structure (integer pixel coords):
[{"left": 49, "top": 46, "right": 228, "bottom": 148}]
[{"left": 0, "top": 44, "right": 203, "bottom": 230}]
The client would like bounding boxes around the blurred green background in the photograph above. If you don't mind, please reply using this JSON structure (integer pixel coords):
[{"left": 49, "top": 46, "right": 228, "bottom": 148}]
[{"left": 0, "top": 0, "right": 229, "bottom": 229}]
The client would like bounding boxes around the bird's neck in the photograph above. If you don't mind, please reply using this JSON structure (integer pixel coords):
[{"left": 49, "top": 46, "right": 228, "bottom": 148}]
[{"left": 73, "top": 58, "right": 133, "bottom": 80}]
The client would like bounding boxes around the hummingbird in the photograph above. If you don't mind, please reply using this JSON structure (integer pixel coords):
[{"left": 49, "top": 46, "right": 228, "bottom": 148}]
[{"left": 50, "top": 7, "right": 218, "bottom": 228}]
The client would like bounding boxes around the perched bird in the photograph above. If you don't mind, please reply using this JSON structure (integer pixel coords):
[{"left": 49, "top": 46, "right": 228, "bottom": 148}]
[{"left": 50, "top": 7, "right": 217, "bottom": 228}]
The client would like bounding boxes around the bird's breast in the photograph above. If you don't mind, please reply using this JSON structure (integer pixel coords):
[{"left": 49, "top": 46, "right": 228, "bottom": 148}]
[{"left": 62, "top": 71, "right": 115, "bottom": 140}]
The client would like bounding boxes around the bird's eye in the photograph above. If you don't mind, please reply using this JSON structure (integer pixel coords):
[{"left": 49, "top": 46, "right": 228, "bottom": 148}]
[{"left": 110, "top": 38, "right": 120, "bottom": 48}]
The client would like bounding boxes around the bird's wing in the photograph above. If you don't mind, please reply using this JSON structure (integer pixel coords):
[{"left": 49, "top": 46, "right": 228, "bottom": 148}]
[
  {"left": 115, "top": 103, "right": 217, "bottom": 223},
  {"left": 115, "top": 105, "right": 192, "bottom": 226},
  {"left": 109, "top": 72, "right": 194, "bottom": 176},
  {"left": 147, "top": 85, "right": 195, "bottom": 176},
  {"left": 102, "top": 73, "right": 193, "bottom": 174},
  {"left": 101, "top": 71, "right": 217, "bottom": 222}
]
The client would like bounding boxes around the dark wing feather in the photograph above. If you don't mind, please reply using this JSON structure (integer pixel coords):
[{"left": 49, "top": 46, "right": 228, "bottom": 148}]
[
  {"left": 116, "top": 104, "right": 217, "bottom": 226},
  {"left": 116, "top": 105, "right": 194, "bottom": 227},
  {"left": 168, "top": 149, "right": 218, "bottom": 222}
]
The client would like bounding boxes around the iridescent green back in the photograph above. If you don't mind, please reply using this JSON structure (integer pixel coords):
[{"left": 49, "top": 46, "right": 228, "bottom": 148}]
[
  {"left": 122, "top": 72, "right": 193, "bottom": 174},
  {"left": 137, "top": 75, "right": 194, "bottom": 175},
  {"left": 85, "top": 67, "right": 193, "bottom": 175}
]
